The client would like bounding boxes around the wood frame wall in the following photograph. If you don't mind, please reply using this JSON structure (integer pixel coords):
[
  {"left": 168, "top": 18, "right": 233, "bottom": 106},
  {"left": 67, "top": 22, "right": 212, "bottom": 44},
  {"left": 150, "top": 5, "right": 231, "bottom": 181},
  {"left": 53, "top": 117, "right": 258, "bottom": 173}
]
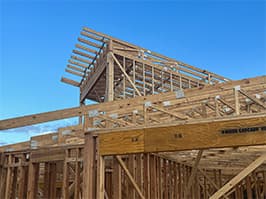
[{"left": 0, "top": 27, "right": 265, "bottom": 199}]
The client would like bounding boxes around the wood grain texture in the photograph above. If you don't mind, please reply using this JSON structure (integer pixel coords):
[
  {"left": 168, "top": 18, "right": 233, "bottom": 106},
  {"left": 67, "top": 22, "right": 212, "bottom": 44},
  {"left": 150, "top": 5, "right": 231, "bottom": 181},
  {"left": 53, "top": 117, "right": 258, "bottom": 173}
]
[
  {"left": 99, "top": 129, "right": 144, "bottom": 155},
  {"left": 99, "top": 115, "right": 266, "bottom": 155},
  {"left": 145, "top": 116, "right": 266, "bottom": 153}
]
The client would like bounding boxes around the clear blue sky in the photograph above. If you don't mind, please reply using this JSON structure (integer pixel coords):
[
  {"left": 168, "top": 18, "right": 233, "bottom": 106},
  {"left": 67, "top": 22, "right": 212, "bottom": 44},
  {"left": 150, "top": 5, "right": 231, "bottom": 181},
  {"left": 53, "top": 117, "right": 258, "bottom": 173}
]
[{"left": 0, "top": 0, "right": 265, "bottom": 145}]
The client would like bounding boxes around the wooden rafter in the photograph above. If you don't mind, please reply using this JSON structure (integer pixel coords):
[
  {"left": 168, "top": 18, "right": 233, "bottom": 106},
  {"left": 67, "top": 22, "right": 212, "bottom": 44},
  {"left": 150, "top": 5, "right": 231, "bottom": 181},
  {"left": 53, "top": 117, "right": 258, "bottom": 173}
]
[{"left": 61, "top": 27, "right": 231, "bottom": 103}]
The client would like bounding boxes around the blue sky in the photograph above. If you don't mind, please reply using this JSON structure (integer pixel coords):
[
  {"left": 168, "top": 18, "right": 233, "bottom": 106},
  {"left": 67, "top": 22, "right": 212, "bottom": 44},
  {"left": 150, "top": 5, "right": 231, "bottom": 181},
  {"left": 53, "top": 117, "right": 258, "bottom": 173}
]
[{"left": 0, "top": 0, "right": 265, "bottom": 145}]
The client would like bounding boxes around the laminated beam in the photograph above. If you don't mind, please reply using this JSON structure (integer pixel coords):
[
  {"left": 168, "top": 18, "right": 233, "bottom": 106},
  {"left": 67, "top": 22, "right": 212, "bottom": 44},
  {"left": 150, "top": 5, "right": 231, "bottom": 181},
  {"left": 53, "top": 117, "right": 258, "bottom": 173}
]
[{"left": 98, "top": 114, "right": 266, "bottom": 155}]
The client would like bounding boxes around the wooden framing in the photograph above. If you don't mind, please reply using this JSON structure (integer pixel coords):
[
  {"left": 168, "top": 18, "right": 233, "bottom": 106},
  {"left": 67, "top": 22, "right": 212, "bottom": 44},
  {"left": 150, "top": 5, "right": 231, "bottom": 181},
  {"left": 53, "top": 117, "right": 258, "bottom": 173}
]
[
  {"left": 98, "top": 114, "right": 266, "bottom": 155},
  {"left": 61, "top": 27, "right": 230, "bottom": 104},
  {"left": 1, "top": 27, "right": 266, "bottom": 199},
  {"left": 1, "top": 75, "right": 265, "bottom": 130}
]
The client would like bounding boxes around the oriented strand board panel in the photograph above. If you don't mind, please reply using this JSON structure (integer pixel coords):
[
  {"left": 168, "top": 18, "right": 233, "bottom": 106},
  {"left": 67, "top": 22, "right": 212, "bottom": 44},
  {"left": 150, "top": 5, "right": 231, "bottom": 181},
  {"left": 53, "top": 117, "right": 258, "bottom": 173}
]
[
  {"left": 99, "top": 115, "right": 266, "bottom": 155},
  {"left": 145, "top": 116, "right": 266, "bottom": 153},
  {"left": 98, "top": 129, "right": 144, "bottom": 155}
]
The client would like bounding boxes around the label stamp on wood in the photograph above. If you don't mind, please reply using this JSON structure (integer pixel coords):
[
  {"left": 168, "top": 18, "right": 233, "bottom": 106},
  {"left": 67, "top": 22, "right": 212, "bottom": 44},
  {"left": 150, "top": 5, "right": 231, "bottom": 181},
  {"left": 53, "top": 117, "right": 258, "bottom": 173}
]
[{"left": 221, "top": 126, "right": 266, "bottom": 135}]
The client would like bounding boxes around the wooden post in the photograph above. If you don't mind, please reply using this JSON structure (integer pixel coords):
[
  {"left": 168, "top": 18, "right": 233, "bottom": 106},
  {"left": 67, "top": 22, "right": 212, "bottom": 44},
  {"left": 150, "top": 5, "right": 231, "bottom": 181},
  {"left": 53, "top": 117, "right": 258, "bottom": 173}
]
[
  {"left": 4, "top": 155, "right": 11, "bottom": 199},
  {"left": 0, "top": 156, "right": 7, "bottom": 199},
  {"left": 133, "top": 60, "right": 136, "bottom": 97},
  {"left": 96, "top": 154, "right": 105, "bottom": 199},
  {"left": 62, "top": 150, "right": 69, "bottom": 199},
  {"left": 83, "top": 132, "right": 96, "bottom": 199},
  {"left": 27, "top": 162, "right": 39, "bottom": 199},
  {"left": 170, "top": 72, "right": 173, "bottom": 92},
  {"left": 123, "top": 56, "right": 126, "bottom": 99},
  {"left": 112, "top": 157, "right": 122, "bottom": 199},
  {"left": 143, "top": 63, "right": 146, "bottom": 96},
  {"left": 18, "top": 155, "right": 27, "bottom": 199},
  {"left": 11, "top": 163, "right": 18, "bottom": 199},
  {"left": 234, "top": 86, "right": 240, "bottom": 115},
  {"left": 263, "top": 171, "right": 266, "bottom": 198},
  {"left": 74, "top": 148, "right": 81, "bottom": 199},
  {"left": 49, "top": 162, "right": 57, "bottom": 199},
  {"left": 106, "top": 40, "right": 114, "bottom": 101},
  {"left": 152, "top": 67, "right": 155, "bottom": 94},
  {"left": 128, "top": 155, "right": 136, "bottom": 199},
  {"left": 43, "top": 162, "right": 50, "bottom": 198},
  {"left": 79, "top": 100, "right": 85, "bottom": 124}
]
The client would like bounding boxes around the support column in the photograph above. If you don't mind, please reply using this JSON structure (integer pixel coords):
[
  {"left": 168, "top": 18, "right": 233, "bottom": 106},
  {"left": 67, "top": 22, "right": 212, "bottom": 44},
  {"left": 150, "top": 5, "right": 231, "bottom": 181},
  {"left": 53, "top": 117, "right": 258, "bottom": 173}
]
[
  {"left": 0, "top": 154, "right": 7, "bottom": 199},
  {"left": 18, "top": 155, "right": 27, "bottom": 199},
  {"left": 27, "top": 162, "right": 39, "bottom": 199},
  {"left": 4, "top": 155, "right": 12, "bottom": 199},
  {"left": 74, "top": 148, "right": 81, "bottom": 199},
  {"left": 106, "top": 40, "right": 114, "bottom": 102},
  {"left": 11, "top": 163, "right": 18, "bottom": 199},
  {"left": 96, "top": 154, "right": 105, "bottom": 199},
  {"left": 62, "top": 149, "right": 69, "bottom": 199},
  {"left": 112, "top": 157, "right": 122, "bottom": 199},
  {"left": 43, "top": 162, "right": 50, "bottom": 198},
  {"left": 83, "top": 132, "right": 97, "bottom": 199},
  {"left": 49, "top": 162, "right": 57, "bottom": 199}
]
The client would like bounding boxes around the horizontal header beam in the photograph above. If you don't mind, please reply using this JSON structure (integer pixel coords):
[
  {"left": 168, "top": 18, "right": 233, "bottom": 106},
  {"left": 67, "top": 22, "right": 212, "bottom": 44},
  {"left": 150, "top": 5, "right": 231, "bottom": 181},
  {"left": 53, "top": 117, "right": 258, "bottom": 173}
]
[{"left": 98, "top": 114, "right": 266, "bottom": 155}]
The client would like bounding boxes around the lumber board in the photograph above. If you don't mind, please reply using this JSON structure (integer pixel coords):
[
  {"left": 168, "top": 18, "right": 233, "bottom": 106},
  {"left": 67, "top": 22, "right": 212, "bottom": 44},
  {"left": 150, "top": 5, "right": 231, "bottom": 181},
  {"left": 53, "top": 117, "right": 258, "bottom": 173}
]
[
  {"left": 80, "top": 58, "right": 107, "bottom": 101},
  {"left": 0, "top": 141, "right": 29, "bottom": 153},
  {"left": 99, "top": 129, "right": 144, "bottom": 155},
  {"left": 210, "top": 153, "right": 266, "bottom": 199},
  {"left": 82, "top": 27, "right": 228, "bottom": 82},
  {"left": 61, "top": 77, "right": 80, "bottom": 87},
  {"left": 31, "top": 148, "right": 65, "bottom": 162},
  {"left": 0, "top": 76, "right": 264, "bottom": 130},
  {"left": 98, "top": 114, "right": 266, "bottom": 155}
]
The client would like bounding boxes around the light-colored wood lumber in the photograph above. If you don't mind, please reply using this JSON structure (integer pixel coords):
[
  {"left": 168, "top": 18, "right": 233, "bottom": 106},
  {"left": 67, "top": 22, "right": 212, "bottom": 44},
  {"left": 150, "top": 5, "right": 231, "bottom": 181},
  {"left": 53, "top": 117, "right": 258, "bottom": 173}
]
[
  {"left": 83, "top": 132, "right": 96, "bottom": 199},
  {"left": 210, "top": 153, "right": 266, "bottom": 199},
  {"left": 112, "top": 53, "right": 142, "bottom": 96},
  {"left": 1, "top": 76, "right": 264, "bottom": 130},
  {"left": 184, "top": 150, "right": 203, "bottom": 197},
  {"left": 75, "top": 43, "right": 98, "bottom": 54},
  {"left": 61, "top": 77, "right": 80, "bottom": 87},
  {"left": 99, "top": 114, "right": 266, "bottom": 155},
  {"left": 65, "top": 68, "right": 84, "bottom": 77},
  {"left": 116, "top": 155, "right": 145, "bottom": 199},
  {"left": 78, "top": 37, "right": 102, "bottom": 48}
]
